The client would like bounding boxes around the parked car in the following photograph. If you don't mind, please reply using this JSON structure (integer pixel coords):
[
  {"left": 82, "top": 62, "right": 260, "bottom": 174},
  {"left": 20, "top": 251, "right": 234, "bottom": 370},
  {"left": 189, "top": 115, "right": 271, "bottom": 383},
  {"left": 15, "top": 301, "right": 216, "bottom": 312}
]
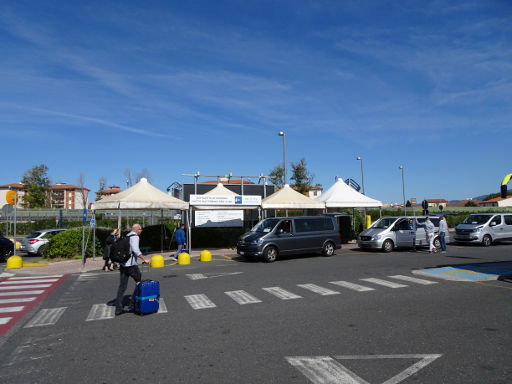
[
  {"left": 455, "top": 213, "right": 512, "bottom": 246},
  {"left": 357, "top": 216, "right": 449, "bottom": 252},
  {"left": 0, "top": 233, "right": 14, "bottom": 262},
  {"left": 20, "top": 229, "right": 67, "bottom": 256},
  {"left": 237, "top": 215, "right": 341, "bottom": 262}
]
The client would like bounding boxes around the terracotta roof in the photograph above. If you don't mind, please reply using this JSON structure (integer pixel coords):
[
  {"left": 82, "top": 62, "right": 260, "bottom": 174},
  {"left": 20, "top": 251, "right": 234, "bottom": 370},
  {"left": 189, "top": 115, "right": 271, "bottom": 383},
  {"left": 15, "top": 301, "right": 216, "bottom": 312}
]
[
  {"left": 97, "top": 186, "right": 122, "bottom": 195},
  {"left": 48, "top": 184, "right": 90, "bottom": 191},
  {"left": 0, "top": 183, "right": 24, "bottom": 189},
  {"left": 479, "top": 197, "right": 506, "bottom": 204},
  {"left": 425, "top": 199, "right": 447, "bottom": 203}
]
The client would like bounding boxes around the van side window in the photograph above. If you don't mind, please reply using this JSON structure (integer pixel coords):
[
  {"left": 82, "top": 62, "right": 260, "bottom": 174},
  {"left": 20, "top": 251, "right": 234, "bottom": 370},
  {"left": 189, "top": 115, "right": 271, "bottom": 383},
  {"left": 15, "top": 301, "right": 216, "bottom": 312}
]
[
  {"left": 276, "top": 220, "right": 291, "bottom": 234},
  {"left": 396, "top": 220, "right": 410, "bottom": 230},
  {"left": 431, "top": 218, "right": 440, "bottom": 226},
  {"left": 505, "top": 215, "right": 512, "bottom": 225},
  {"left": 295, "top": 218, "right": 334, "bottom": 232},
  {"left": 492, "top": 215, "right": 502, "bottom": 225}
]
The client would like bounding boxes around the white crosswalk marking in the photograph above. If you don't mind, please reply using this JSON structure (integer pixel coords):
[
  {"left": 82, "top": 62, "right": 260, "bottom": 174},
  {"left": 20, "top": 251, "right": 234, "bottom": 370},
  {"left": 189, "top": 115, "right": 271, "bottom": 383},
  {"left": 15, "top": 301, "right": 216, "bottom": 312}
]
[
  {"left": 0, "top": 284, "right": 52, "bottom": 290},
  {"left": 0, "top": 306, "right": 25, "bottom": 313},
  {"left": 158, "top": 298, "right": 168, "bottom": 313},
  {"left": 186, "top": 274, "right": 207, "bottom": 280},
  {"left": 262, "top": 287, "right": 302, "bottom": 300},
  {"left": 0, "top": 279, "right": 59, "bottom": 285},
  {"left": 225, "top": 290, "right": 262, "bottom": 305},
  {"left": 286, "top": 356, "right": 364, "bottom": 384},
  {"left": 0, "top": 317, "right": 12, "bottom": 325},
  {"left": 360, "top": 278, "right": 408, "bottom": 288},
  {"left": 388, "top": 275, "right": 438, "bottom": 285},
  {"left": 0, "top": 297, "right": 36, "bottom": 304},
  {"left": 297, "top": 284, "right": 340, "bottom": 296},
  {"left": 0, "top": 290, "right": 45, "bottom": 297},
  {"left": 329, "top": 281, "right": 375, "bottom": 292},
  {"left": 24, "top": 307, "right": 67, "bottom": 328},
  {"left": 7, "top": 275, "right": 63, "bottom": 280},
  {"left": 86, "top": 304, "right": 115, "bottom": 321},
  {"left": 185, "top": 294, "right": 217, "bottom": 310}
]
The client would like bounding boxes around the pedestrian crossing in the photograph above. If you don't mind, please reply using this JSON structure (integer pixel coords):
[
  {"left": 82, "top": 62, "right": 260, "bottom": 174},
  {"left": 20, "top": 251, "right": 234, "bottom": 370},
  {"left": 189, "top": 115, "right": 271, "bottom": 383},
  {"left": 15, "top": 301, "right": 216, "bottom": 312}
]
[
  {"left": 18, "top": 274, "right": 440, "bottom": 327},
  {"left": 0, "top": 274, "right": 67, "bottom": 337}
]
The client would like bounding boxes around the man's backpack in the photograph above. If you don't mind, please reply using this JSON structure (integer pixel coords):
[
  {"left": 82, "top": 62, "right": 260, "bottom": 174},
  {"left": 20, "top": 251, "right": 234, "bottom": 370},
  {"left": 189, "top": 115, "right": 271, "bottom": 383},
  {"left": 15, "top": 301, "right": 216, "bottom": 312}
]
[{"left": 110, "top": 234, "right": 135, "bottom": 264}]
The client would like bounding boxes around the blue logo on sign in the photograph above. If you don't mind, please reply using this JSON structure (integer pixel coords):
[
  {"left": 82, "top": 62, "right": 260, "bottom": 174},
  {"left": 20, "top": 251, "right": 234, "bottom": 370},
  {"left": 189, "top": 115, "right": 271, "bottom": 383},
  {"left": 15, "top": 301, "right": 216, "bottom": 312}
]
[{"left": 235, "top": 196, "right": 242, "bottom": 204}]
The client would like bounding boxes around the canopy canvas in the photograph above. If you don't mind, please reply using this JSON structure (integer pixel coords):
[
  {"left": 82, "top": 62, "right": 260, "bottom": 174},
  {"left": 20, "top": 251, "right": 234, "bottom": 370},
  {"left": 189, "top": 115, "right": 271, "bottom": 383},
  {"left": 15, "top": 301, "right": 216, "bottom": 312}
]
[
  {"left": 317, "top": 179, "right": 382, "bottom": 208},
  {"left": 261, "top": 184, "right": 325, "bottom": 209},
  {"left": 190, "top": 183, "right": 261, "bottom": 210}
]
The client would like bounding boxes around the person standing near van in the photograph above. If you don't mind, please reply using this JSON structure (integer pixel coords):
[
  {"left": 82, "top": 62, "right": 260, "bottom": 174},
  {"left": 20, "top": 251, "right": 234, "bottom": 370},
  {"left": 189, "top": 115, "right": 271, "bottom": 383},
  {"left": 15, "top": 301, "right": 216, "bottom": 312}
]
[
  {"left": 172, "top": 223, "right": 186, "bottom": 261},
  {"left": 438, "top": 216, "right": 449, "bottom": 253},
  {"left": 409, "top": 219, "right": 417, "bottom": 252},
  {"left": 415, "top": 217, "right": 437, "bottom": 253}
]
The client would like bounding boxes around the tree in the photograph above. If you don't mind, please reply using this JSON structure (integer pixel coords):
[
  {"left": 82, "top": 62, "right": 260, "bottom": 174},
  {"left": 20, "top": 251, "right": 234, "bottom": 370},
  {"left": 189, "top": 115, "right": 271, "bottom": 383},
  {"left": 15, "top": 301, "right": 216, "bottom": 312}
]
[
  {"left": 269, "top": 164, "right": 285, "bottom": 187},
  {"left": 77, "top": 172, "right": 88, "bottom": 209},
  {"left": 22, "top": 164, "right": 50, "bottom": 208},
  {"left": 124, "top": 168, "right": 133, "bottom": 188},
  {"left": 96, "top": 176, "right": 107, "bottom": 201},
  {"left": 406, "top": 200, "right": 412, "bottom": 207},
  {"left": 135, "top": 169, "right": 152, "bottom": 183},
  {"left": 290, "top": 158, "right": 314, "bottom": 195},
  {"left": 464, "top": 201, "right": 478, "bottom": 207}
]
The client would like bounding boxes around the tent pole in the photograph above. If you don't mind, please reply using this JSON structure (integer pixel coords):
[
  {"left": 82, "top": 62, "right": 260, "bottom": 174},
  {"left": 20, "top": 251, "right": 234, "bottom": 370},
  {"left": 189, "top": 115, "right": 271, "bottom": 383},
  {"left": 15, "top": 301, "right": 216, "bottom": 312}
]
[{"left": 160, "top": 209, "right": 164, "bottom": 253}]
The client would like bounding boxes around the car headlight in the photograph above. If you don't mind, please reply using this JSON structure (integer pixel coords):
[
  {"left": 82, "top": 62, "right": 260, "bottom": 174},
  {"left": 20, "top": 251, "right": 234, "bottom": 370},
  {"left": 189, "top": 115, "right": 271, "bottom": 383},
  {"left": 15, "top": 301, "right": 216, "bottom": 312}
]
[
  {"left": 372, "top": 234, "right": 382, "bottom": 240},
  {"left": 473, "top": 227, "right": 483, "bottom": 232}
]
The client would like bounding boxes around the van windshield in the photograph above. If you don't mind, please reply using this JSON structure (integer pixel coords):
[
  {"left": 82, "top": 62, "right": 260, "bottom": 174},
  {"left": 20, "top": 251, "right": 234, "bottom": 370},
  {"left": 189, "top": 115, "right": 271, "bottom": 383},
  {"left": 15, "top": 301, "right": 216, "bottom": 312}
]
[
  {"left": 370, "top": 218, "right": 397, "bottom": 229},
  {"left": 251, "top": 219, "right": 280, "bottom": 233},
  {"left": 463, "top": 215, "right": 492, "bottom": 225}
]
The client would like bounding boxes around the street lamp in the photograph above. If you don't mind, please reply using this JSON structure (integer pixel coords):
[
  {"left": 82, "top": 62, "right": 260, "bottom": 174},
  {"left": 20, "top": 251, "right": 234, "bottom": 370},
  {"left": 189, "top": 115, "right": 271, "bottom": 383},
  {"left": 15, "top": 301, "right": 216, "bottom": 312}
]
[
  {"left": 356, "top": 157, "right": 365, "bottom": 195},
  {"left": 278, "top": 131, "right": 287, "bottom": 185},
  {"left": 399, "top": 165, "right": 406, "bottom": 216}
]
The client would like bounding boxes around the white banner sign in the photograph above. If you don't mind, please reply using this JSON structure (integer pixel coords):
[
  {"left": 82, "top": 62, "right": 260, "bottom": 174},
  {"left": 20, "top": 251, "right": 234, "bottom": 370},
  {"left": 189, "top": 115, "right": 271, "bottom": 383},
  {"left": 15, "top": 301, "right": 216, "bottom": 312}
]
[
  {"left": 190, "top": 194, "right": 261, "bottom": 206},
  {"left": 195, "top": 210, "right": 244, "bottom": 227}
]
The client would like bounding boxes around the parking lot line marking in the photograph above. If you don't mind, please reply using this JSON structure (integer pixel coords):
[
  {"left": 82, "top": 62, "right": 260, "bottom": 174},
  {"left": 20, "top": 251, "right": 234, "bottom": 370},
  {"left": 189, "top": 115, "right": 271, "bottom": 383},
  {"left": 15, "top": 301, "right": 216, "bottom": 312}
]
[
  {"left": 0, "top": 297, "right": 36, "bottom": 304},
  {"left": 297, "top": 284, "right": 340, "bottom": 296},
  {"left": 7, "top": 275, "right": 63, "bottom": 280},
  {"left": 0, "top": 306, "right": 25, "bottom": 313},
  {"left": 329, "top": 281, "right": 375, "bottom": 292},
  {"left": 0, "top": 284, "right": 52, "bottom": 290},
  {"left": 186, "top": 274, "right": 207, "bottom": 280},
  {"left": 24, "top": 307, "right": 67, "bottom": 328},
  {"left": 388, "top": 275, "right": 438, "bottom": 285},
  {"left": 0, "top": 317, "right": 13, "bottom": 325},
  {"left": 360, "top": 278, "right": 408, "bottom": 288},
  {"left": 158, "top": 298, "right": 168, "bottom": 313},
  {"left": 286, "top": 356, "right": 367, "bottom": 384},
  {"left": 185, "top": 294, "right": 217, "bottom": 309},
  {"left": 225, "top": 290, "right": 262, "bottom": 305},
  {"left": 0, "top": 279, "right": 59, "bottom": 285},
  {"left": 86, "top": 304, "right": 115, "bottom": 321},
  {"left": 0, "top": 290, "right": 45, "bottom": 297},
  {"left": 262, "top": 287, "right": 302, "bottom": 300}
]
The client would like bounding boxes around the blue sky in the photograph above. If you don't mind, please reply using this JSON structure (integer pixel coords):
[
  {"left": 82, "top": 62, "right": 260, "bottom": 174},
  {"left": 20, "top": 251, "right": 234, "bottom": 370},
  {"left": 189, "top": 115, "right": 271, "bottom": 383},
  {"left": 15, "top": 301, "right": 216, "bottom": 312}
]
[{"left": 1, "top": 0, "right": 511, "bottom": 204}]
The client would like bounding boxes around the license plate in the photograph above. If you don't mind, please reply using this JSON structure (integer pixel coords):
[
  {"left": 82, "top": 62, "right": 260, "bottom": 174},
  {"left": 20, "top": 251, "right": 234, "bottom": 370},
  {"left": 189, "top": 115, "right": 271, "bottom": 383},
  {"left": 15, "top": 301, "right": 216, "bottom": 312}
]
[{"left": 239, "top": 251, "right": 245, "bottom": 255}]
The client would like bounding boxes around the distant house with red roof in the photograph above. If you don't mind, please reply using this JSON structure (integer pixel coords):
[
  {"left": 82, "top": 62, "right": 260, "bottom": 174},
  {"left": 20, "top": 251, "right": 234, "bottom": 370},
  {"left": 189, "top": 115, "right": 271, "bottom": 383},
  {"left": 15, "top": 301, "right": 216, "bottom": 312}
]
[
  {"left": 96, "top": 185, "right": 123, "bottom": 199},
  {"left": 425, "top": 199, "right": 448, "bottom": 209},
  {"left": 48, "top": 183, "right": 90, "bottom": 209},
  {"left": 479, "top": 196, "right": 512, "bottom": 208},
  {"left": 0, "top": 183, "right": 25, "bottom": 208}
]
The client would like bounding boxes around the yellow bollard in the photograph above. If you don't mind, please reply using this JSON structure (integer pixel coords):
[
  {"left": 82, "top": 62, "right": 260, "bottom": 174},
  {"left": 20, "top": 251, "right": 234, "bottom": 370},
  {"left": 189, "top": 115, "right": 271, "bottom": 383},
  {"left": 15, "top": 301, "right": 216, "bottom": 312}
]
[
  {"left": 151, "top": 254, "right": 164, "bottom": 268},
  {"left": 178, "top": 252, "right": 190, "bottom": 265},
  {"left": 6, "top": 255, "right": 23, "bottom": 269},
  {"left": 9, "top": 239, "right": 21, "bottom": 250},
  {"left": 366, "top": 215, "right": 372, "bottom": 229},
  {"left": 200, "top": 250, "right": 212, "bottom": 262}
]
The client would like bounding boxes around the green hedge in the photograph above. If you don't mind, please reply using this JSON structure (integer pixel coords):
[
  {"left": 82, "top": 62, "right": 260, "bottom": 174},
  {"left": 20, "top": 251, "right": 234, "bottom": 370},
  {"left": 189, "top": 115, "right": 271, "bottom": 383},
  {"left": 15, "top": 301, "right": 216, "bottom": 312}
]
[{"left": 43, "top": 228, "right": 102, "bottom": 259}]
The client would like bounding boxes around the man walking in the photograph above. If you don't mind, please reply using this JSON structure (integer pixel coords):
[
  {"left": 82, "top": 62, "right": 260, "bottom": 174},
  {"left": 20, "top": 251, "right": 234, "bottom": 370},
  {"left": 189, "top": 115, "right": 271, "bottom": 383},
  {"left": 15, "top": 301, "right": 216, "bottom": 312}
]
[
  {"left": 172, "top": 223, "right": 187, "bottom": 261},
  {"left": 115, "top": 223, "right": 150, "bottom": 316},
  {"left": 415, "top": 217, "right": 437, "bottom": 254},
  {"left": 409, "top": 218, "right": 417, "bottom": 252},
  {"left": 438, "top": 216, "right": 449, "bottom": 253}
]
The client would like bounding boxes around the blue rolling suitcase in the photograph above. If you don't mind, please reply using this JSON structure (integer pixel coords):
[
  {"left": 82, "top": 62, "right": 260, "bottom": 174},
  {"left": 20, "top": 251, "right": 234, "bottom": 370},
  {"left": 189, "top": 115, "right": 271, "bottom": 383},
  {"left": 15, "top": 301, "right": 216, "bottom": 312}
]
[{"left": 134, "top": 280, "right": 160, "bottom": 315}]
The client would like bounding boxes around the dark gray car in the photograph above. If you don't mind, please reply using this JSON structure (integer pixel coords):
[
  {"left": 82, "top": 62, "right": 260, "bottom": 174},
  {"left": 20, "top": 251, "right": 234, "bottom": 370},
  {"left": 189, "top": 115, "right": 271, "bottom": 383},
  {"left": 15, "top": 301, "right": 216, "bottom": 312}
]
[{"left": 236, "top": 215, "right": 341, "bottom": 262}]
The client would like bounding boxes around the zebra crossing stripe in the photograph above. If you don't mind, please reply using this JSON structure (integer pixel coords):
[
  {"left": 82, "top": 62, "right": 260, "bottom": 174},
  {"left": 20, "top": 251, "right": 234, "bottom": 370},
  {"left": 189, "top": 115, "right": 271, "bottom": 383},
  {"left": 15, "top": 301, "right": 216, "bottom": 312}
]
[
  {"left": 0, "top": 306, "right": 25, "bottom": 313},
  {"left": 329, "top": 281, "right": 375, "bottom": 292},
  {"left": 0, "top": 290, "right": 45, "bottom": 297},
  {"left": 225, "top": 290, "right": 262, "bottom": 305},
  {"left": 388, "top": 275, "right": 438, "bottom": 285},
  {"left": 0, "top": 317, "right": 13, "bottom": 325},
  {"left": 86, "top": 304, "right": 115, "bottom": 321},
  {"left": 7, "top": 275, "right": 63, "bottom": 280},
  {"left": 0, "top": 297, "right": 37, "bottom": 304},
  {"left": 262, "top": 287, "right": 302, "bottom": 300},
  {"left": 297, "top": 284, "right": 340, "bottom": 296},
  {"left": 158, "top": 298, "right": 168, "bottom": 313},
  {"left": 185, "top": 294, "right": 216, "bottom": 310},
  {"left": 286, "top": 356, "right": 364, "bottom": 384},
  {"left": 24, "top": 307, "right": 67, "bottom": 328},
  {"left": 186, "top": 274, "right": 207, "bottom": 280},
  {"left": 0, "top": 284, "right": 52, "bottom": 290},
  {"left": 0, "top": 279, "right": 59, "bottom": 285},
  {"left": 360, "top": 278, "right": 408, "bottom": 288}
]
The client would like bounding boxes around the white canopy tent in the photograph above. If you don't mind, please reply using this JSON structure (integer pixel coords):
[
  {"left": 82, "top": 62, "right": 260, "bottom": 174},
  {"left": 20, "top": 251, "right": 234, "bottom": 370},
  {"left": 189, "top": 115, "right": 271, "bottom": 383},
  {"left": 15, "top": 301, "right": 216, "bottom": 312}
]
[
  {"left": 92, "top": 178, "right": 190, "bottom": 252},
  {"left": 261, "top": 184, "right": 325, "bottom": 210},
  {"left": 317, "top": 179, "right": 382, "bottom": 208}
]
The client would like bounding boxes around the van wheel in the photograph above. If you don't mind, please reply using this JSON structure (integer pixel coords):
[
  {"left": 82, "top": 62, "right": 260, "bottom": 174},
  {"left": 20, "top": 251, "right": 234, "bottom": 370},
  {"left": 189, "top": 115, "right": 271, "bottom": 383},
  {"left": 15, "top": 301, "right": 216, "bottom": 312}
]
[
  {"left": 322, "top": 241, "right": 335, "bottom": 256},
  {"left": 263, "top": 246, "right": 278, "bottom": 263},
  {"left": 482, "top": 235, "right": 492, "bottom": 247},
  {"left": 382, "top": 239, "right": 394, "bottom": 253},
  {"left": 433, "top": 237, "right": 441, "bottom": 249}
]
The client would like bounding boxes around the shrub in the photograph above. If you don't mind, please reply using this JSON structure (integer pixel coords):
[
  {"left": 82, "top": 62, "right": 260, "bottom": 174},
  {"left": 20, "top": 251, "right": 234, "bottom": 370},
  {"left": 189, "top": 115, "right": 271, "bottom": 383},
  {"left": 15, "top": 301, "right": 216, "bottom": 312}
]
[{"left": 43, "top": 228, "right": 102, "bottom": 259}]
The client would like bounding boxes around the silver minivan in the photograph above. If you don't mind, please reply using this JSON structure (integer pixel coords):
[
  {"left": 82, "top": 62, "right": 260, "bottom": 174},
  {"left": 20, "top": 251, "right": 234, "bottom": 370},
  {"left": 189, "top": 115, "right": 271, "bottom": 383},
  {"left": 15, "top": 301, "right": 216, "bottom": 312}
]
[
  {"left": 236, "top": 216, "right": 341, "bottom": 262},
  {"left": 455, "top": 213, "right": 512, "bottom": 246},
  {"left": 357, "top": 216, "right": 447, "bottom": 252}
]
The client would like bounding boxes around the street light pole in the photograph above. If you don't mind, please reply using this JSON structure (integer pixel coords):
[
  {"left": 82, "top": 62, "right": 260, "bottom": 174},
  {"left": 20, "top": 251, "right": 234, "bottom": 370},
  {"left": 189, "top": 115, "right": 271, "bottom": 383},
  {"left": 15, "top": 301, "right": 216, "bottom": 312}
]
[
  {"left": 278, "top": 131, "right": 287, "bottom": 185},
  {"left": 399, "top": 165, "right": 406, "bottom": 216}
]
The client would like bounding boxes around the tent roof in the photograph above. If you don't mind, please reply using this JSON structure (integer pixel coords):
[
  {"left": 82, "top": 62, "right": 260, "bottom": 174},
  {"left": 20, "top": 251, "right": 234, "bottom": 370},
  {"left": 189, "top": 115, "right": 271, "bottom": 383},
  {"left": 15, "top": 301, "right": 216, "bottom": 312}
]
[
  {"left": 261, "top": 184, "right": 325, "bottom": 209},
  {"left": 92, "top": 178, "right": 189, "bottom": 210},
  {"left": 317, "top": 179, "right": 382, "bottom": 208},
  {"left": 204, "top": 183, "right": 239, "bottom": 196}
]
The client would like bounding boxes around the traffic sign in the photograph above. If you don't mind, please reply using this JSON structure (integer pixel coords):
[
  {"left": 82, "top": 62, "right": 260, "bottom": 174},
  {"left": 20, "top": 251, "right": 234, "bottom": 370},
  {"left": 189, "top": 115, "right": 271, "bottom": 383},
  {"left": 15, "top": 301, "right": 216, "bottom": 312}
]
[
  {"left": 2, "top": 204, "right": 13, "bottom": 216},
  {"left": 82, "top": 208, "right": 87, "bottom": 224},
  {"left": 89, "top": 216, "right": 96, "bottom": 227},
  {"left": 6, "top": 191, "right": 18, "bottom": 206}
]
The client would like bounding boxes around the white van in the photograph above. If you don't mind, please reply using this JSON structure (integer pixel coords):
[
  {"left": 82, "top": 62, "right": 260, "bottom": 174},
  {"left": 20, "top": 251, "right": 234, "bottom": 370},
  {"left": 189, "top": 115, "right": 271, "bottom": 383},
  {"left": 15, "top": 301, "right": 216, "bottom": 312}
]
[{"left": 455, "top": 213, "right": 512, "bottom": 246}]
